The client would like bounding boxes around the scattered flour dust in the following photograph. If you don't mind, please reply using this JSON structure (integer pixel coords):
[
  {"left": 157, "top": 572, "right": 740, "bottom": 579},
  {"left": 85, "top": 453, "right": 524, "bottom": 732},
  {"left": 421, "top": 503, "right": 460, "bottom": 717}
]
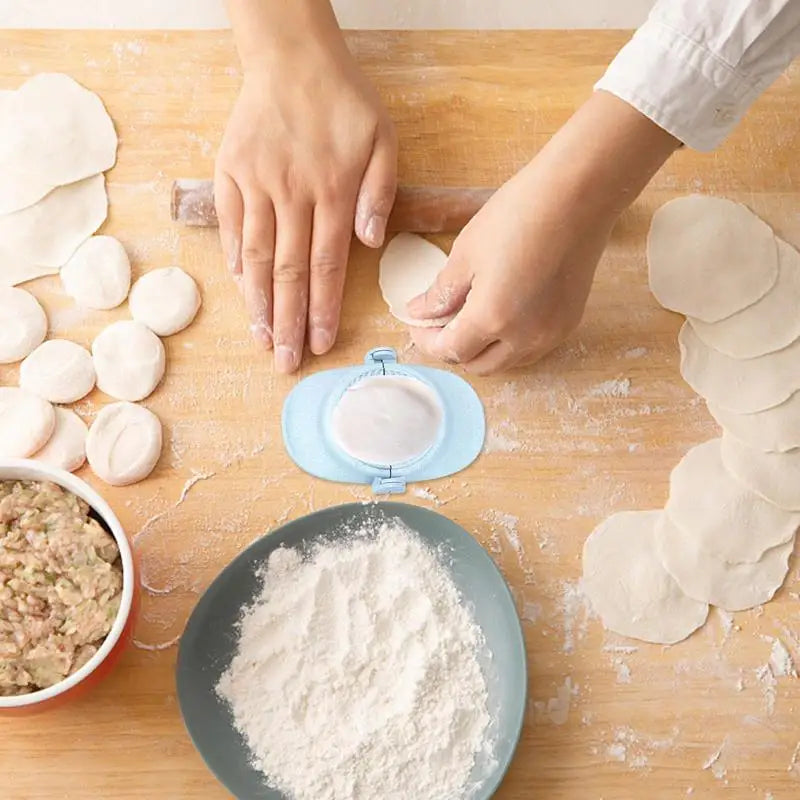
[{"left": 216, "top": 520, "right": 495, "bottom": 800}]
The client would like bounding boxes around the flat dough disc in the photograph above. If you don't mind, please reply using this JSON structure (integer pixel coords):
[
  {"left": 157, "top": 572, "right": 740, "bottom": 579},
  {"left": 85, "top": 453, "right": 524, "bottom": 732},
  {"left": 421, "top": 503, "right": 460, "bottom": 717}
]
[
  {"left": 679, "top": 321, "right": 800, "bottom": 413},
  {"left": 0, "top": 174, "right": 108, "bottom": 268},
  {"left": 86, "top": 401, "right": 162, "bottom": 486},
  {"left": 689, "top": 239, "right": 800, "bottom": 358},
  {"left": 92, "top": 320, "right": 166, "bottom": 402},
  {"left": 32, "top": 407, "right": 88, "bottom": 473},
  {"left": 708, "top": 392, "right": 800, "bottom": 453},
  {"left": 129, "top": 267, "right": 201, "bottom": 336},
  {"left": 720, "top": 432, "right": 800, "bottom": 511},
  {"left": 0, "top": 247, "right": 58, "bottom": 287},
  {"left": 647, "top": 195, "right": 778, "bottom": 322},
  {"left": 60, "top": 235, "right": 131, "bottom": 310},
  {"left": 656, "top": 513, "right": 794, "bottom": 612},
  {"left": 20, "top": 339, "right": 96, "bottom": 404},
  {"left": 378, "top": 233, "right": 454, "bottom": 327},
  {"left": 581, "top": 510, "right": 708, "bottom": 644},
  {"left": 665, "top": 438, "right": 800, "bottom": 563},
  {"left": 331, "top": 375, "right": 443, "bottom": 465},
  {"left": 0, "top": 387, "right": 55, "bottom": 458},
  {"left": 0, "top": 287, "right": 47, "bottom": 364},
  {"left": 0, "top": 73, "right": 117, "bottom": 214}
]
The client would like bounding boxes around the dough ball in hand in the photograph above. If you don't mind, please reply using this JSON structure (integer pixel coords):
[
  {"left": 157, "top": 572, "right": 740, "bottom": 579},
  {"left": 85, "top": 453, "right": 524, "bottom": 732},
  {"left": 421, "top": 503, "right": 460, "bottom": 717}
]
[{"left": 129, "top": 267, "right": 201, "bottom": 336}]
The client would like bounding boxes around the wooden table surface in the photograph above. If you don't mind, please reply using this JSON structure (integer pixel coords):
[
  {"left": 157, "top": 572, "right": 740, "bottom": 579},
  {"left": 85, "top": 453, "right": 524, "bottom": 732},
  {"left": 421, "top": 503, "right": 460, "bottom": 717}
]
[{"left": 1, "top": 30, "right": 800, "bottom": 800}]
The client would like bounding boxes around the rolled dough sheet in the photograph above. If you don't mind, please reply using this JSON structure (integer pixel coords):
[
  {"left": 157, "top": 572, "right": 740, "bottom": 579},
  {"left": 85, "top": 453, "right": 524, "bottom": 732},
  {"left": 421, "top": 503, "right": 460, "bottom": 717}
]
[
  {"left": 581, "top": 510, "right": 708, "bottom": 644},
  {"left": 720, "top": 432, "right": 800, "bottom": 511},
  {"left": 664, "top": 439, "right": 800, "bottom": 563},
  {"left": 0, "top": 73, "right": 117, "bottom": 214},
  {"left": 689, "top": 238, "right": 800, "bottom": 358},
  {"left": 655, "top": 513, "right": 794, "bottom": 612},
  {"left": 679, "top": 321, "right": 800, "bottom": 414},
  {"left": 708, "top": 392, "right": 800, "bottom": 453},
  {"left": 0, "top": 174, "right": 108, "bottom": 268},
  {"left": 0, "top": 246, "right": 59, "bottom": 287},
  {"left": 378, "top": 233, "right": 454, "bottom": 327},
  {"left": 647, "top": 194, "right": 778, "bottom": 322},
  {"left": 331, "top": 375, "right": 443, "bottom": 465}
]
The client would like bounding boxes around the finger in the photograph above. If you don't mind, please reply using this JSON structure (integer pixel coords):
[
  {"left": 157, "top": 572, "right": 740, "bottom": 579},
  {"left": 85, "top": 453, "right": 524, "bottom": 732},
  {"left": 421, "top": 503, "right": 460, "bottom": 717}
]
[
  {"left": 214, "top": 171, "right": 244, "bottom": 275},
  {"left": 411, "top": 305, "right": 497, "bottom": 364},
  {"left": 354, "top": 126, "right": 398, "bottom": 248},
  {"left": 307, "top": 203, "right": 352, "bottom": 355},
  {"left": 241, "top": 191, "right": 276, "bottom": 349},
  {"left": 463, "top": 340, "right": 519, "bottom": 376},
  {"left": 273, "top": 203, "right": 313, "bottom": 373},
  {"left": 405, "top": 249, "right": 472, "bottom": 322}
]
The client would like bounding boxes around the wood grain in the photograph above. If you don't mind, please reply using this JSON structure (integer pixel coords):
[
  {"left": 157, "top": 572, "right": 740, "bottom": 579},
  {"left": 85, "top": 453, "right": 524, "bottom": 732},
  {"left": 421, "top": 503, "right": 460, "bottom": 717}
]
[{"left": 1, "top": 30, "right": 800, "bottom": 800}]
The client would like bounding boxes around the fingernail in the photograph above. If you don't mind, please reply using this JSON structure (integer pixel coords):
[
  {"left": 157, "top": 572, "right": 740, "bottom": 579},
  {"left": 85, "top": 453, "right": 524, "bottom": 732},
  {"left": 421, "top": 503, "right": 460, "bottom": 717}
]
[
  {"left": 309, "top": 327, "right": 334, "bottom": 355},
  {"left": 275, "top": 345, "right": 297, "bottom": 373},
  {"left": 363, "top": 214, "right": 387, "bottom": 248}
]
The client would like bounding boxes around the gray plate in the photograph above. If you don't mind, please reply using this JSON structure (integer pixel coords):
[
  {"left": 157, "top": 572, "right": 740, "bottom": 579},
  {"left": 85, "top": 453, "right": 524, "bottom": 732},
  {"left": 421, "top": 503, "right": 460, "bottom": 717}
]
[{"left": 176, "top": 502, "right": 527, "bottom": 800}]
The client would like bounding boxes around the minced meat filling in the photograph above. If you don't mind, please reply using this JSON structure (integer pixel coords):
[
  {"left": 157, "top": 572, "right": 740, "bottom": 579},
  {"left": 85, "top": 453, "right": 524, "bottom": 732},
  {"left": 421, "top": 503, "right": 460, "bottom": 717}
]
[{"left": 0, "top": 480, "right": 123, "bottom": 696}]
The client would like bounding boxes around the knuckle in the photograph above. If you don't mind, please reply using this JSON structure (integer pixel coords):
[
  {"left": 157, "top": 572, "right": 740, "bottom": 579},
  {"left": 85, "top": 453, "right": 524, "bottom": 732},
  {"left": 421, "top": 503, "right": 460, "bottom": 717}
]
[
  {"left": 310, "top": 253, "right": 344, "bottom": 281},
  {"left": 241, "top": 247, "right": 274, "bottom": 271},
  {"left": 273, "top": 260, "right": 308, "bottom": 284}
]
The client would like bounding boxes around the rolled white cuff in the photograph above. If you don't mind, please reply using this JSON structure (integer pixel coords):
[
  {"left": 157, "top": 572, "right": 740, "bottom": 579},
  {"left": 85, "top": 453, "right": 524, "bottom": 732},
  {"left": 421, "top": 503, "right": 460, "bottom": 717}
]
[{"left": 595, "top": 19, "right": 764, "bottom": 152}]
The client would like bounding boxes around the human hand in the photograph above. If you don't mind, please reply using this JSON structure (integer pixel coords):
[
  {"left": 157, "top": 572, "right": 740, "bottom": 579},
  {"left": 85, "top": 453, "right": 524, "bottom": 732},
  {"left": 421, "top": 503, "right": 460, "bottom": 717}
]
[
  {"left": 216, "top": 1, "right": 397, "bottom": 373},
  {"left": 407, "top": 92, "right": 680, "bottom": 374}
]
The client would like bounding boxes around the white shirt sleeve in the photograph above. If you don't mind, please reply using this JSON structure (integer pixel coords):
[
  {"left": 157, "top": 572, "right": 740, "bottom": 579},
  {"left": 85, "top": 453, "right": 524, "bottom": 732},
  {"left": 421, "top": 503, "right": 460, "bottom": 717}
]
[{"left": 595, "top": 0, "right": 800, "bottom": 151}]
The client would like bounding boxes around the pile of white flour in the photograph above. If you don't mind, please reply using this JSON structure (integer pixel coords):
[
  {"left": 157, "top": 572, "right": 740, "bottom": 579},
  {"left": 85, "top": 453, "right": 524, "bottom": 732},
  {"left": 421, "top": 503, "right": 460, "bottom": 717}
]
[{"left": 216, "top": 520, "right": 493, "bottom": 800}]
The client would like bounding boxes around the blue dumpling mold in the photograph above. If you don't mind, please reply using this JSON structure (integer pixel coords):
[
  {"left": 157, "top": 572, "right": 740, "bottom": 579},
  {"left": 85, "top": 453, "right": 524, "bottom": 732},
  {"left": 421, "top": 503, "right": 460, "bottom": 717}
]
[{"left": 282, "top": 347, "right": 485, "bottom": 494}]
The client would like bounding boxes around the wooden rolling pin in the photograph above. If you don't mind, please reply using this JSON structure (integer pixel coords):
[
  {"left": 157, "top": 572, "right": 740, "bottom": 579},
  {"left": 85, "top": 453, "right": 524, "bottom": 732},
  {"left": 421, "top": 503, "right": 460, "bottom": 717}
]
[{"left": 171, "top": 179, "right": 495, "bottom": 233}]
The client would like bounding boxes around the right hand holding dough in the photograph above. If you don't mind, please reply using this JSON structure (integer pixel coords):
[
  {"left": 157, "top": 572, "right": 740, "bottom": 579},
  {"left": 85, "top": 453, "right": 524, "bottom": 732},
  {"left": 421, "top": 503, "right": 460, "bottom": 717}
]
[
  {"left": 407, "top": 92, "right": 681, "bottom": 374},
  {"left": 216, "top": 0, "right": 397, "bottom": 373}
]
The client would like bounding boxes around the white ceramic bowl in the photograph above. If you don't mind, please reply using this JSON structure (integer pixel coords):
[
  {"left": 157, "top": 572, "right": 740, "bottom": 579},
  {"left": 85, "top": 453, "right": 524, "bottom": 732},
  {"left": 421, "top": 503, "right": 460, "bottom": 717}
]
[{"left": 0, "top": 459, "right": 137, "bottom": 713}]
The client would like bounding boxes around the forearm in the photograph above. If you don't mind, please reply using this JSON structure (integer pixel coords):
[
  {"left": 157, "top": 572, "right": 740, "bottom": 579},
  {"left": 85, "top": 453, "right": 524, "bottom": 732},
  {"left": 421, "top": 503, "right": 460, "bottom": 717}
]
[
  {"left": 530, "top": 91, "right": 680, "bottom": 224},
  {"left": 226, "top": 0, "right": 349, "bottom": 72}
]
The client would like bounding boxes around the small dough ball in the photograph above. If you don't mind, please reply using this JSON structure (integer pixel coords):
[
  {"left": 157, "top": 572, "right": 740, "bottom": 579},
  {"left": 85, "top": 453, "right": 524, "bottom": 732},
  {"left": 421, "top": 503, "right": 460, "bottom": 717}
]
[
  {"left": 689, "top": 238, "right": 800, "bottom": 358},
  {"left": 648, "top": 195, "right": 778, "bottom": 322},
  {"left": 656, "top": 514, "right": 794, "bottom": 612},
  {"left": 581, "top": 510, "right": 708, "bottom": 644},
  {"left": 0, "top": 387, "right": 55, "bottom": 458},
  {"left": 32, "top": 407, "right": 88, "bottom": 472},
  {"left": 665, "top": 438, "right": 799, "bottom": 563},
  {"left": 19, "top": 339, "right": 96, "bottom": 404},
  {"left": 92, "top": 320, "right": 166, "bottom": 402},
  {"left": 708, "top": 392, "right": 800, "bottom": 454},
  {"left": 378, "top": 233, "right": 453, "bottom": 327},
  {"left": 0, "top": 286, "right": 47, "bottom": 363},
  {"left": 60, "top": 235, "right": 131, "bottom": 310},
  {"left": 679, "top": 321, "right": 800, "bottom": 414},
  {"left": 129, "top": 267, "right": 201, "bottom": 336},
  {"left": 720, "top": 432, "right": 800, "bottom": 511},
  {"left": 86, "top": 401, "right": 162, "bottom": 486}
]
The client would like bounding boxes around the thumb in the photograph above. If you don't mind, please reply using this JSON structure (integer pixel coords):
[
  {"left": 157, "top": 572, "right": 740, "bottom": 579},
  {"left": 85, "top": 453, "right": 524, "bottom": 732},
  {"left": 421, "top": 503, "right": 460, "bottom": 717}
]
[
  {"left": 406, "top": 249, "right": 473, "bottom": 320},
  {"left": 355, "top": 125, "right": 398, "bottom": 249}
]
